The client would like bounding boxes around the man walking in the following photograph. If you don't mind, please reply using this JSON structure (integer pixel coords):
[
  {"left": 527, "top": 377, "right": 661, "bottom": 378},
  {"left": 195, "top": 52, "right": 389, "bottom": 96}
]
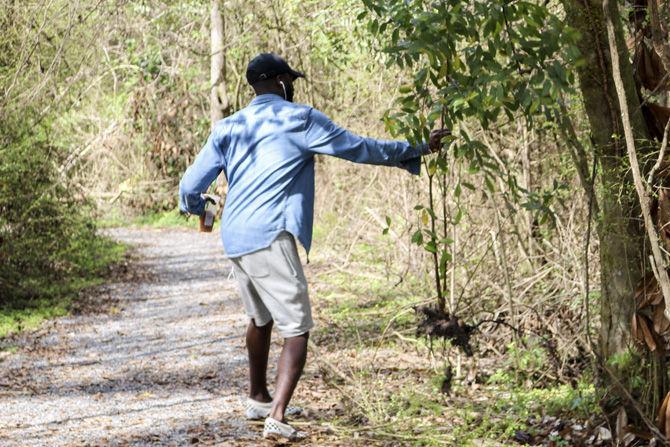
[{"left": 179, "top": 53, "right": 448, "bottom": 441}]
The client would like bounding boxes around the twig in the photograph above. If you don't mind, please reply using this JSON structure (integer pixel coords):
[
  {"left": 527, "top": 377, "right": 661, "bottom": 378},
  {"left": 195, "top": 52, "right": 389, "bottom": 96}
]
[
  {"left": 554, "top": 102, "right": 601, "bottom": 216},
  {"left": 491, "top": 205, "right": 519, "bottom": 350},
  {"left": 647, "top": 117, "right": 670, "bottom": 186},
  {"left": 454, "top": 231, "right": 497, "bottom": 312},
  {"left": 472, "top": 318, "right": 523, "bottom": 334},
  {"left": 584, "top": 141, "right": 598, "bottom": 353},
  {"left": 370, "top": 305, "right": 415, "bottom": 369},
  {"left": 308, "top": 342, "right": 354, "bottom": 385},
  {"left": 601, "top": 361, "right": 670, "bottom": 446}
]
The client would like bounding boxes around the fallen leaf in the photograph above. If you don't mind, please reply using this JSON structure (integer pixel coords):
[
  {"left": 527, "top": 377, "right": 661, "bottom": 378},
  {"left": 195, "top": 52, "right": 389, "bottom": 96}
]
[
  {"left": 598, "top": 426, "right": 612, "bottom": 442},
  {"left": 653, "top": 304, "right": 670, "bottom": 335},
  {"left": 656, "top": 391, "right": 670, "bottom": 432},
  {"left": 636, "top": 42, "right": 670, "bottom": 92},
  {"left": 634, "top": 274, "right": 662, "bottom": 308},
  {"left": 616, "top": 407, "right": 628, "bottom": 443},
  {"left": 623, "top": 432, "right": 636, "bottom": 446},
  {"left": 638, "top": 316, "right": 658, "bottom": 351}
]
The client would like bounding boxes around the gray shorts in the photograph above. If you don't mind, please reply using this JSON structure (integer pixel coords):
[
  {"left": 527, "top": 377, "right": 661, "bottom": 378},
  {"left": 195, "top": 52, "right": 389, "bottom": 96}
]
[{"left": 230, "top": 231, "right": 313, "bottom": 338}]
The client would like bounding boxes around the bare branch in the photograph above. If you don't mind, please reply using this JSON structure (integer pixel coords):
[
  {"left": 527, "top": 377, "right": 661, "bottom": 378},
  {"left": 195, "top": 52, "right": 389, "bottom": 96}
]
[{"left": 648, "top": 117, "right": 670, "bottom": 186}]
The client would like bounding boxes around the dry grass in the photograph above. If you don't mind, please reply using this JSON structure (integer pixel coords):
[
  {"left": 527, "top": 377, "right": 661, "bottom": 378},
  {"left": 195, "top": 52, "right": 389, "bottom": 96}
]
[{"left": 293, "top": 227, "right": 600, "bottom": 446}]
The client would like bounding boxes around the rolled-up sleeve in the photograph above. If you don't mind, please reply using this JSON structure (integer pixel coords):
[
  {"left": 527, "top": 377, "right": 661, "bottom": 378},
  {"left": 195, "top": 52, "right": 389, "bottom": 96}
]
[
  {"left": 303, "top": 108, "right": 426, "bottom": 175},
  {"left": 179, "top": 130, "right": 225, "bottom": 215}
]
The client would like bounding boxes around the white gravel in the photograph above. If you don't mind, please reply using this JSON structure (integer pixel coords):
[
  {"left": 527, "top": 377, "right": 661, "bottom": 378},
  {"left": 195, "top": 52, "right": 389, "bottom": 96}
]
[{"left": 0, "top": 227, "right": 263, "bottom": 446}]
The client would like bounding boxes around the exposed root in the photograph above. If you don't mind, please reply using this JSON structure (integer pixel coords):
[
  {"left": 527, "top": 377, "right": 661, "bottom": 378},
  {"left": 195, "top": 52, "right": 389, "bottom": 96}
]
[{"left": 414, "top": 305, "right": 476, "bottom": 356}]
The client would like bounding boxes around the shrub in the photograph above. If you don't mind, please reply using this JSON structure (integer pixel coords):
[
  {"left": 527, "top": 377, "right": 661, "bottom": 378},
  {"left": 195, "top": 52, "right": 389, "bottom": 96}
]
[{"left": 0, "top": 115, "right": 106, "bottom": 305}]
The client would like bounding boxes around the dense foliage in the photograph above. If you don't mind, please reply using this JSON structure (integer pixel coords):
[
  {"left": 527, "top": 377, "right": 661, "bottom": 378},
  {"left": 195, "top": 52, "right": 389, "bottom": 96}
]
[
  {"left": 0, "top": 2, "right": 123, "bottom": 308},
  {"left": 363, "top": 0, "right": 581, "bottom": 310},
  {"left": 365, "top": 0, "right": 670, "bottom": 433},
  {"left": 0, "top": 117, "right": 110, "bottom": 304}
]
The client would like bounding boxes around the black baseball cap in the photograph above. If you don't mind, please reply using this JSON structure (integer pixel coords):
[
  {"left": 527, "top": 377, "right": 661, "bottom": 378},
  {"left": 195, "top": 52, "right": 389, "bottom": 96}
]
[{"left": 246, "top": 53, "right": 305, "bottom": 85}]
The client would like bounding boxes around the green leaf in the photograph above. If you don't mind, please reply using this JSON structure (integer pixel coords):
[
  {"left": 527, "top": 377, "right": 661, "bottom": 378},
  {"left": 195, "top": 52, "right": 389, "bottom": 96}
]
[
  {"left": 484, "top": 176, "right": 495, "bottom": 193},
  {"left": 454, "top": 208, "right": 463, "bottom": 224},
  {"left": 439, "top": 250, "right": 452, "bottom": 278},
  {"left": 428, "top": 160, "right": 438, "bottom": 176},
  {"left": 421, "top": 209, "right": 430, "bottom": 226}
]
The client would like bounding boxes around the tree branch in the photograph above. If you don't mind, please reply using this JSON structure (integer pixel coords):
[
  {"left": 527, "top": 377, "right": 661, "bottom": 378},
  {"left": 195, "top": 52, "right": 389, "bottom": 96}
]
[
  {"left": 555, "top": 102, "right": 601, "bottom": 217},
  {"left": 647, "top": 117, "right": 670, "bottom": 186}
]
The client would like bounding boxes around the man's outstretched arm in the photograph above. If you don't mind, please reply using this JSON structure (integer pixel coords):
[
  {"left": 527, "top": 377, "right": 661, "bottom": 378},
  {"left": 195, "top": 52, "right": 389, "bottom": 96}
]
[
  {"left": 303, "top": 108, "right": 448, "bottom": 174},
  {"left": 179, "top": 132, "right": 225, "bottom": 216}
]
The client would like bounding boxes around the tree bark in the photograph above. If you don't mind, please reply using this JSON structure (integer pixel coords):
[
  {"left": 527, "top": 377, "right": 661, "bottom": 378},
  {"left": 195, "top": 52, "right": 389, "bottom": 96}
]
[
  {"left": 561, "top": 0, "right": 649, "bottom": 366},
  {"left": 210, "top": 0, "right": 229, "bottom": 127}
]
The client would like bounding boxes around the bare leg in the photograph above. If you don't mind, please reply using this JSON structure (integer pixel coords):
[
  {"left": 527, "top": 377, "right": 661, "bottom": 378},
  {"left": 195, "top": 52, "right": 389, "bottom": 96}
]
[
  {"left": 270, "top": 332, "right": 309, "bottom": 421},
  {"left": 246, "top": 319, "right": 273, "bottom": 403}
]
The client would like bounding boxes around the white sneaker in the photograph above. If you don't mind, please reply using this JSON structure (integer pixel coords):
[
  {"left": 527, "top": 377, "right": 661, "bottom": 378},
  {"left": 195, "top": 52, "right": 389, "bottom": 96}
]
[
  {"left": 244, "top": 398, "right": 304, "bottom": 420},
  {"left": 245, "top": 398, "right": 272, "bottom": 420},
  {"left": 263, "top": 417, "right": 307, "bottom": 441}
]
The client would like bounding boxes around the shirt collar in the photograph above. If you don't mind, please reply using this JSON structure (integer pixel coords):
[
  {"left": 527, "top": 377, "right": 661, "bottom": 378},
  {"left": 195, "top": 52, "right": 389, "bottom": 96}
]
[{"left": 250, "top": 93, "right": 284, "bottom": 105}]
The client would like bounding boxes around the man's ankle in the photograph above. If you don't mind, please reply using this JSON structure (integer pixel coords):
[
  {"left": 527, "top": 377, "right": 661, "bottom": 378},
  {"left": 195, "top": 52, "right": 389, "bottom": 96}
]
[
  {"left": 269, "top": 408, "right": 286, "bottom": 422},
  {"left": 250, "top": 390, "right": 272, "bottom": 403}
]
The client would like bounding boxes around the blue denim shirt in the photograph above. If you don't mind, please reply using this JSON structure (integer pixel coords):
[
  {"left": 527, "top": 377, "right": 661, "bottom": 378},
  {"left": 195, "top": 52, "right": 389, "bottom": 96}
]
[{"left": 179, "top": 93, "right": 424, "bottom": 258}]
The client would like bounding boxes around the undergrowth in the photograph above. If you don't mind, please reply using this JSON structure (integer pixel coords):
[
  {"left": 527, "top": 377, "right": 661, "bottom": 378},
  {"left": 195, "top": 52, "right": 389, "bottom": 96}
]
[
  {"left": 1, "top": 115, "right": 130, "bottom": 339},
  {"left": 309, "top": 229, "right": 599, "bottom": 446},
  {"left": 0, "top": 236, "right": 126, "bottom": 338}
]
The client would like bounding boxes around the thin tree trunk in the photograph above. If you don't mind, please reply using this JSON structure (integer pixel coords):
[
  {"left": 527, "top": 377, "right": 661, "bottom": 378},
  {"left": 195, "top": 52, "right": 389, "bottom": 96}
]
[
  {"left": 560, "top": 2, "right": 657, "bottom": 423},
  {"left": 562, "top": 0, "right": 648, "bottom": 363},
  {"left": 520, "top": 122, "right": 534, "bottom": 254},
  {"left": 210, "top": 0, "right": 229, "bottom": 127},
  {"left": 604, "top": 0, "right": 670, "bottom": 321}
]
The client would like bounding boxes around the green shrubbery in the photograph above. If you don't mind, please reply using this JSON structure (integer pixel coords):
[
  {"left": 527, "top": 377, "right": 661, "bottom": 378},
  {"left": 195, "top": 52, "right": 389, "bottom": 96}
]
[{"left": 0, "top": 114, "right": 123, "bottom": 330}]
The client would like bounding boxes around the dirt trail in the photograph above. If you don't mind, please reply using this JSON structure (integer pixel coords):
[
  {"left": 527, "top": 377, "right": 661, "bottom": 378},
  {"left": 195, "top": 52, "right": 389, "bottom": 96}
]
[{"left": 0, "top": 228, "right": 264, "bottom": 446}]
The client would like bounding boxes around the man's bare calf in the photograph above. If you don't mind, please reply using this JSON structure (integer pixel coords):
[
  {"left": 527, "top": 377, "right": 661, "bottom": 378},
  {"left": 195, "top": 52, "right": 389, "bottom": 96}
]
[
  {"left": 246, "top": 319, "right": 273, "bottom": 403},
  {"left": 270, "top": 332, "right": 309, "bottom": 422}
]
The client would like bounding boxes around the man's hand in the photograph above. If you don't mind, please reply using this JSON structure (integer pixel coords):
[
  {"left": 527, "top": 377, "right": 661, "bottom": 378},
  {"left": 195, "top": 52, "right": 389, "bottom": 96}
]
[
  {"left": 428, "top": 129, "right": 451, "bottom": 153},
  {"left": 202, "top": 193, "right": 221, "bottom": 206}
]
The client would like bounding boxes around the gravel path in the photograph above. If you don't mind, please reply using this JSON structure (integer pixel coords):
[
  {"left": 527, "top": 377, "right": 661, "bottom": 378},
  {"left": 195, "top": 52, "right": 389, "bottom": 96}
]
[{"left": 0, "top": 227, "right": 263, "bottom": 446}]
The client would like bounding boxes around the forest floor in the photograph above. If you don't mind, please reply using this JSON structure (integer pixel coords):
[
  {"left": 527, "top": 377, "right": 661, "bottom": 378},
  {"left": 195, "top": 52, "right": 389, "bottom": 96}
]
[{"left": 0, "top": 226, "right": 604, "bottom": 446}]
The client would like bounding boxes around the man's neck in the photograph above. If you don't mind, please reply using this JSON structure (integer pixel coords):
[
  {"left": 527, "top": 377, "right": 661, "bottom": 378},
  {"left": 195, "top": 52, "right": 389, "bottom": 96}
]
[{"left": 255, "top": 90, "right": 283, "bottom": 97}]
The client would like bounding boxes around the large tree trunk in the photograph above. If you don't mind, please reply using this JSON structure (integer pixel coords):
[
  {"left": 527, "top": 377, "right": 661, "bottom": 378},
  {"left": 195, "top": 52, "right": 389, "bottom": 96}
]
[
  {"left": 562, "top": 0, "right": 650, "bottom": 406},
  {"left": 210, "top": 0, "right": 229, "bottom": 127}
]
